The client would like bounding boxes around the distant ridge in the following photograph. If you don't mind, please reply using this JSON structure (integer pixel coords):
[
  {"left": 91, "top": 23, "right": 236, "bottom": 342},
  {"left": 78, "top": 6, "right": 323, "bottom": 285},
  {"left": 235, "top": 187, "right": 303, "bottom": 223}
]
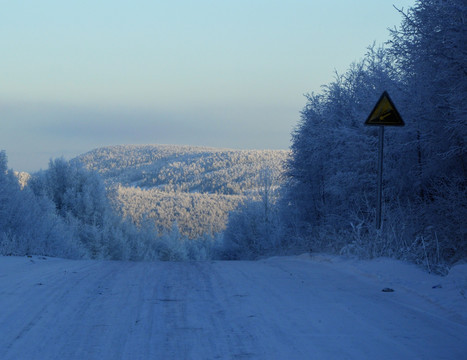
[
  {"left": 74, "top": 144, "right": 289, "bottom": 238},
  {"left": 74, "top": 144, "right": 289, "bottom": 195}
]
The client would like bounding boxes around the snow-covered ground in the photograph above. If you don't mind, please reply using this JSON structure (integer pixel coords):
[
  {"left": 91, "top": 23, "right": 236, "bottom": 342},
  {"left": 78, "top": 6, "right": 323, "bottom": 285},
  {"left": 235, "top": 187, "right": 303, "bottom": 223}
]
[{"left": 1, "top": 254, "right": 466, "bottom": 360}]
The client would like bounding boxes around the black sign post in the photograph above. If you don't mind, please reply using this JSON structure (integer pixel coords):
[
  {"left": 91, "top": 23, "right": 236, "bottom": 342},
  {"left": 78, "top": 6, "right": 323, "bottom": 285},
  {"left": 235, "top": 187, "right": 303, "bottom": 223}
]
[{"left": 365, "top": 91, "right": 404, "bottom": 229}]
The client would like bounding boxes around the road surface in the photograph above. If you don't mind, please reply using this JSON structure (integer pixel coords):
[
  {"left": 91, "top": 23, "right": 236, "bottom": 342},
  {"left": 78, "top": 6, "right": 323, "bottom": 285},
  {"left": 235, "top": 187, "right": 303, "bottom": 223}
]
[{"left": 0, "top": 255, "right": 466, "bottom": 359}]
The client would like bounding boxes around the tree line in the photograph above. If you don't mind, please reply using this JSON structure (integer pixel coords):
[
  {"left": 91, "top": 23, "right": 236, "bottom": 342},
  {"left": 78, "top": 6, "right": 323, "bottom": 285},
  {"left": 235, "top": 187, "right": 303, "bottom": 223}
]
[{"left": 225, "top": 0, "right": 466, "bottom": 271}]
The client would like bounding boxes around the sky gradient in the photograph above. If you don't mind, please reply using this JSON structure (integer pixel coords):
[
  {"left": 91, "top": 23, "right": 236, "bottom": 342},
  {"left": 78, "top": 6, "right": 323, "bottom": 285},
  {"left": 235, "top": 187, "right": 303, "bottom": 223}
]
[{"left": 1, "top": 0, "right": 414, "bottom": 172}]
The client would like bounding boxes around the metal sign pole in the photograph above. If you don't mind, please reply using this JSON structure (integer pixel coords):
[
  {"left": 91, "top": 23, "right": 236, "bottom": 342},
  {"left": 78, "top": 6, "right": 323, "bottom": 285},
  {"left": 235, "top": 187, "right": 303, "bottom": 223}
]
[
  {"left": 364, "top": 91, "right": 404, "bottom": 230},
  {"left": 376, "top": 125, "right": 384, "bottom": 230}
]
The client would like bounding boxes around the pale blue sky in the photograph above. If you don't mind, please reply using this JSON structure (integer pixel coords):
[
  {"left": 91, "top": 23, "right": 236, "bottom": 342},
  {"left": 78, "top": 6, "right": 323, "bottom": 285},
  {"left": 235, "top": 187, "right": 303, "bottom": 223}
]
[{"left": 1, "top": 0, "right": 414, "bottom": 172}]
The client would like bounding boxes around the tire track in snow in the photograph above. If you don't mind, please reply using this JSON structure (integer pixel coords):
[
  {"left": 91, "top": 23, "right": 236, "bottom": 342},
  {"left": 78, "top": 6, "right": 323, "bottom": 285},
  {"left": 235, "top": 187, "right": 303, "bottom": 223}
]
[
  {"left": 0, "top": 260, "right": 102, "bottom": 358},
  {"left": 192, "top": 261, "right": 258, "bottom": 359},
  {"left": 54, "top": 261, "right": 140, "bottom": 360},
  {"left": 1, "top": 256, "right": 466, "bottom": 360}
]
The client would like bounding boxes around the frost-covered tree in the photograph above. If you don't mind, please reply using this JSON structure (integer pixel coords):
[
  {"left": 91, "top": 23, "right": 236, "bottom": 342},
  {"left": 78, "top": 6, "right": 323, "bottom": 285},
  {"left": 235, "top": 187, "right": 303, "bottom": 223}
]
[
  {"left": 389, "top": 0, "right": 466, "bottom": 169},
  {"left": 282, "top": 0, "right": 466, "bottom": 268},
  {"left": 0, "top": 151, "right": 84, "bottom": 258},
  {"left": 282, "top": 46, "right": 399, "bottom": 248},
  {"left": 384, "top": 0, "right": 467, "bottom": 214},
  {"left": 386, "top": 0, "right": 467, "bottom": 264},
  {"left": 222, "top": 167, "right": 283, "bottom": 259},
  {"left": 29, "top": 158, "right": 153, "bottom": 260}
]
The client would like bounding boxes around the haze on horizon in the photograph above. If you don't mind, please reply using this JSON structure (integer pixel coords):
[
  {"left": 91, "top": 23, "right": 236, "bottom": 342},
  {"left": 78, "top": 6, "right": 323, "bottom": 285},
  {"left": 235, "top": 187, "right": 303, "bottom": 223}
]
[{"left": 0, "top": 0, "right": 414, "bottom": 172}]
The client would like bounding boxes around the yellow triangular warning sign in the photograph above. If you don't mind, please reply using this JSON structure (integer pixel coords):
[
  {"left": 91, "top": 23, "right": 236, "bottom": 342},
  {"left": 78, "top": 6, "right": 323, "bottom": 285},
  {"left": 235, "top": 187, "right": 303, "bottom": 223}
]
[{"left": 365, "top": 91, "right": 405, "bottom": 126}]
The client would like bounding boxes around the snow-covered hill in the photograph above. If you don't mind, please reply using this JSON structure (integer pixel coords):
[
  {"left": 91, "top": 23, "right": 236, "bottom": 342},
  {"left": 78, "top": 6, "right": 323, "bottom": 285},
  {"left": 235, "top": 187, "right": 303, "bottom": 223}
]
[
  {"left": 1, "top": 254, "right": 466, "bottom": 359},
  {"left": 74, "top": 145, "right": 289, "bottom": 238},
  {"left": 74, "top": 144, "right": 288, "bottom": 195}
]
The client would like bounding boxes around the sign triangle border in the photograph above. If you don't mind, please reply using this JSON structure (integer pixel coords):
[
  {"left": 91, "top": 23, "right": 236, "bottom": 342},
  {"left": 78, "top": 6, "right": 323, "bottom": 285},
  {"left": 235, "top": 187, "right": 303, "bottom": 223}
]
[{"left": 365, "top": 91, "right": 405, "bottom": 126}]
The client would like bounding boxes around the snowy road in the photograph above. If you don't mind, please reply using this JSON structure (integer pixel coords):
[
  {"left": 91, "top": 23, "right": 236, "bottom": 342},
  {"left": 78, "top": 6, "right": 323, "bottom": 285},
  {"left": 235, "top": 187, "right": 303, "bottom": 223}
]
[{"left": 1, "top": 255, "right": 466, "bottom": 360}]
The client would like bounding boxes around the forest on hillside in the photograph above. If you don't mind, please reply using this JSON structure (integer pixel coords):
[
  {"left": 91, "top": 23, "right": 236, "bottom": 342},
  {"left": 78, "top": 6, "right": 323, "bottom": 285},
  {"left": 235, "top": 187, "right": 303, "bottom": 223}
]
[
  {"left": 1, "top": 0, "right": 465, "bottom": 269},
  {"left": 75, "top": 145, "right": 288, "bottom": 239},
  {"left": 75, "top": 144, "right": 287, "bottom": 195}
]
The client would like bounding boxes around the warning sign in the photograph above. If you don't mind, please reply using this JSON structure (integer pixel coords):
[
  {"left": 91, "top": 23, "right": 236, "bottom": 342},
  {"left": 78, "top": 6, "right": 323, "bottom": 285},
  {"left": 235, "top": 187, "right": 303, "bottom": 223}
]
[{"left": 365, "top": 91, "right": 405, "bottom": 126}]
